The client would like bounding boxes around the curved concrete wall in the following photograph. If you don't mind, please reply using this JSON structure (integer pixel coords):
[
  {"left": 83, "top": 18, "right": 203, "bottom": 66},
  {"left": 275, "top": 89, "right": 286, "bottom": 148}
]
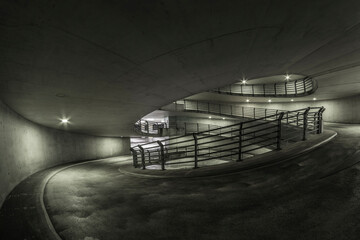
[
  {"left": 240, "top": 94, "right": 360, "bottom": 124},
  {"left": 0, "top": 100, "right": 130, "bottom": 208}
]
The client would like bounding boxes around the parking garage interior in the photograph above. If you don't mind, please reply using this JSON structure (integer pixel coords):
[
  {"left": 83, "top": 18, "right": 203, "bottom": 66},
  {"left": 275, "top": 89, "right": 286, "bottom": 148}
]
[{"left": 0, "top": 1, "right": 360, "bottom": 239}]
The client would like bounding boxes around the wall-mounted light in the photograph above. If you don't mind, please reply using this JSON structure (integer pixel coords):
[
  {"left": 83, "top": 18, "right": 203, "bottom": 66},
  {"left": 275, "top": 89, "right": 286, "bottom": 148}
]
[
  {"left": 60, "top": 118, "right": 69, "bottom": 124},
  {"left": 268, "top": 99, "right": 272, "bottom": 103},
  {"left": 246, "top": 99, "right": 250, "bottom": 102}
]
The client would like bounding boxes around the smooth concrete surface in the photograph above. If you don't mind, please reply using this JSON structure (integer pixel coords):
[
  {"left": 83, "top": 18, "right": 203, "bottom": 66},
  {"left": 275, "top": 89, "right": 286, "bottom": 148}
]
[
  {"left": 0, "top": 100, "right": 130, "bottom": 208},
  {"left": 0, "top": 123, "right": 358, "bottom": 239}
]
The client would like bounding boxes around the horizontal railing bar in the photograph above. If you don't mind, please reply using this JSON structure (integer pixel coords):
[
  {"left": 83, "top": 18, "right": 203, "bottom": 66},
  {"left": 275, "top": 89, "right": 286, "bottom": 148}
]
[
  {"left": 198, "top": 146, "right": 240, "bottom": 157},
  {"left": 241, "top": 130, "right": 278, "bottom": 142},
  {"left": 198, "top": 141, "right": 238, "bottom": 152},
  {"left": 197, "top": 135, "right": 239, "bottom": 146},
  {"left": 242, "top": 125, "right": 278, "bottom": 135}
]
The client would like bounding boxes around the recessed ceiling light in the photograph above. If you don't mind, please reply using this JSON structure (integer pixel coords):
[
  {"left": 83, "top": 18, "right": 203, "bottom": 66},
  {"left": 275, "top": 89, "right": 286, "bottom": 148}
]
[
  {"left": 222, "top": 117, "right": 225, "bottom": 120},
  {"left": 241, "top": 79, "right": 247, "bottom": 84},
  {"left": 285, "top": 74, "right": 291, "bottom": 80},
  {"left": 209, "top": 116, "right": 212, "bottom": 119},
  {"left": 291, "top": 99, "right": 294, "bottom": 102},
  {"left": 313, "top": 97, "right": 317, "bottom": 101},
  {"left": 246, "top": 99, "right": 250, "bottom": 102},
  {"left": 268, "top": 99, "right": 272, "bottom": 102},
  {"left": 60, "top": 118, "right": 69, "bottom": 124}
]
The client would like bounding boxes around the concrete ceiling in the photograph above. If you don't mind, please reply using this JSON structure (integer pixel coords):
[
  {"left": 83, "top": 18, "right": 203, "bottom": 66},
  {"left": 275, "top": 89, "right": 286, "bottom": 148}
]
[{"left": 0, "top": 0, "right": 360, "bottom": 136}]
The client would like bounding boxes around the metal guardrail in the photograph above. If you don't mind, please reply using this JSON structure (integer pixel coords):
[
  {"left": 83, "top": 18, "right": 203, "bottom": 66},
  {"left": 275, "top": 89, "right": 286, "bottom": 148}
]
[
  {"left": 130, "top": 107, "right": 325, "bottom": 170},
  {"left": 162, "top": 99, "right": 287, "bottom": 120},
  {"left": 209, "top": 77, "right": 317, "bottom": 97}
]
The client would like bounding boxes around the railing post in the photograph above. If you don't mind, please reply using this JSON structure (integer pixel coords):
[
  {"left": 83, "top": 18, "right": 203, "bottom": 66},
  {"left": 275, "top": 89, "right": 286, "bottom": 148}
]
[
  {"left": 285, "top": 82, "right": 287, "bottom": 95},
  {"left": 184, "top": 122, "right": 187, "bottom": 134},
  {"left": 265, "top": 109, "right": 267, "bottom": 120},
  {"left": 303, "top": 107, "right": 311, "bottom": 140},
  {"left": 296, "top": 112, "right": 300, "bottom": 126},
  {"left": 157, "top": 141, "right": 166, "bottom": 170},
  {"left": 147, "top": 150, "right": 152, "bottom": 164},
  {"left": 274, "top": 83, "right": 277, "bottom": 96},
  {"left": 252, "top": 85, "right": 255, "bottom": 96},
  {"left": 230, "top": 105, "right": 233, "bottom": 116},
  {"left": 237, "top": 123, "right": 243, "bottom": 161},
  {"left": 193, "top": 133, "right": 199, "bottom": 169},
  {"left": 253, "top": 108, "right": 256, "bottom": 118},
  {"left": 242, "top": 107, "right": 244, "bottom": 118},
  {"left": 263, "top": 84, "right": 266, "bottom": 97},
  {"left": 317, "top": 107, "right": 326, "bottom": 134},
  {"left": 138, "top": 145, "right": 146, "bottom": 170},
  {"left": 295, "top": 80, "right": 298, "bottom": 96},
  {"left": 277, "top": 113, "right": 285, "bottom": 150},
  {"left": 196, "top": 100, "right": 199, "bottom": 112},
  {"left": 130, "top": 148, "right": 138, "bottom": 168}
]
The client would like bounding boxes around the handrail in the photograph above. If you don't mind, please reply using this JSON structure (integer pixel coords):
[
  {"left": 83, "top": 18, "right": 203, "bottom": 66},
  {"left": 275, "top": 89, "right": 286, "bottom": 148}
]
[
  {"left": 130, "top": 106, "right": 326, "bottom": 169},
  {"left": 210, "top": 77, "right": 318, "bottom": 97},
  {"left": 162, "top": 99, "right": 302, "bottom": 120}
]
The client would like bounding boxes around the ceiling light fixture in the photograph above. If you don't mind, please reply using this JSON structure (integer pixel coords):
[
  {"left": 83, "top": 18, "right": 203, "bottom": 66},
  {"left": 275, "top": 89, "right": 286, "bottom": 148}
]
[
  {"left": 241, "top": 79, "right": 247, "bottom": 84},
  {"left": 60, "top": 118, "right": 69, "bottom": 124},
  {"left": 285, "top": 74, "right": 291, "bottom": 80},
  {"left": 209, "top": 116, "right": 212, "bottom": 119},
  {"left": 268, "top": 99, "right": 272, "bottom": 103},
  {"left": 222, "top": 117, "right": 225, "bottom": 120},
  {"left": 291, "top": 99, "right": 294, "bottom": 102},
  {"left": 313, "top": 97, "right": 317, "bottom": 101},
  {"left": 246, "top": 99, "right": 250, "bottom": 102}
]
